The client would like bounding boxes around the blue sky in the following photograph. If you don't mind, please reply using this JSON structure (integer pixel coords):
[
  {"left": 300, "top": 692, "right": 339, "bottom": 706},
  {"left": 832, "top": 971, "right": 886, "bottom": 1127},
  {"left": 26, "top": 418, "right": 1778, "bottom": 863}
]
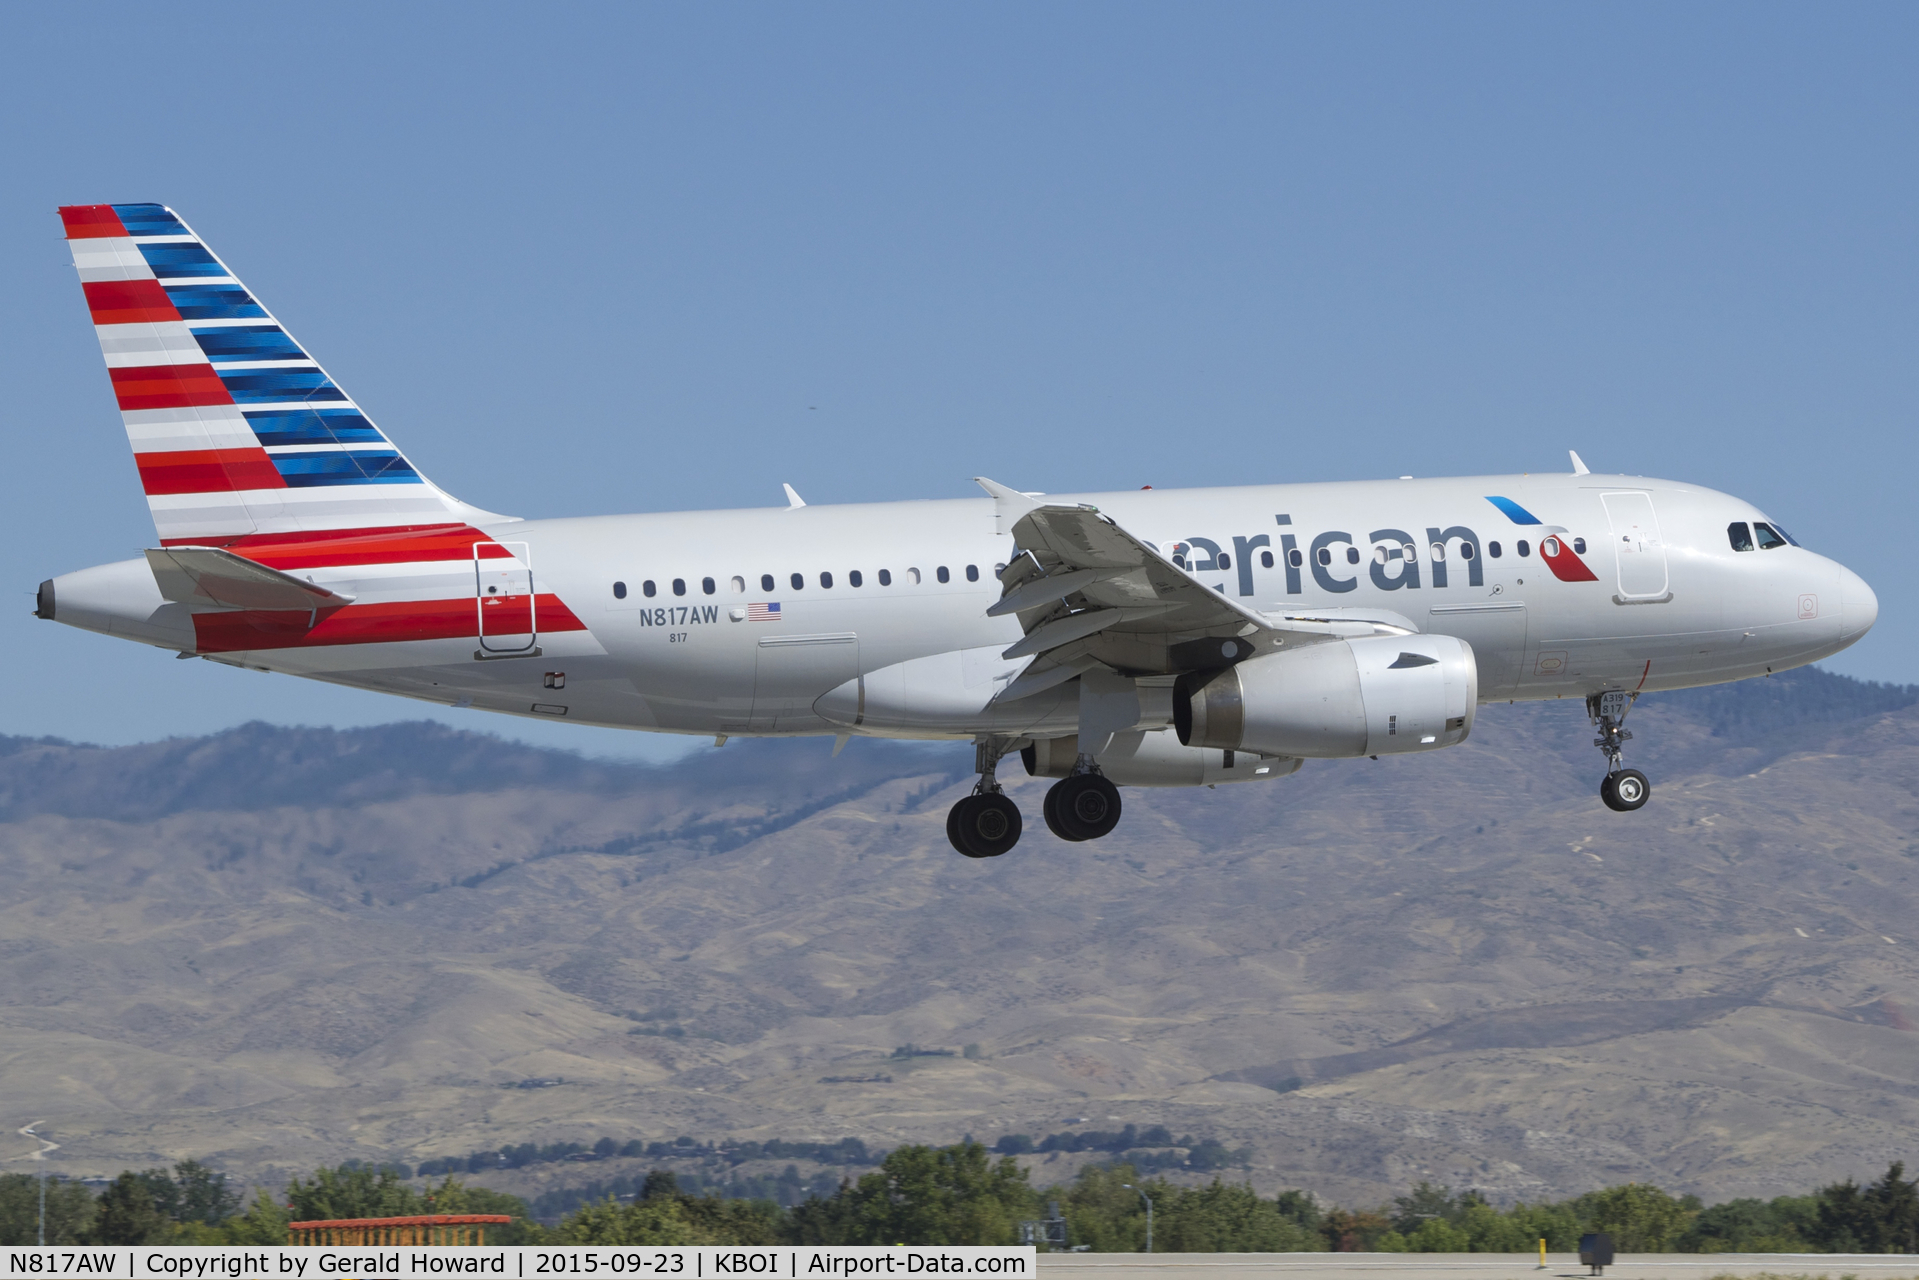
[{"left": 2, "top": 3, "right": 1911, "bottom": 757}]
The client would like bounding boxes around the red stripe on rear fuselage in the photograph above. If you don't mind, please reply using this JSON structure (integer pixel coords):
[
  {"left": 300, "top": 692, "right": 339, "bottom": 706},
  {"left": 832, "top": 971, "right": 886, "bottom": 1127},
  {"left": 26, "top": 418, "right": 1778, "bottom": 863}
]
[
  {"left": 190, "top": 593, "right": 587, "bottom": 653},
  {"left": 181, "top": 523, "right": 501, "bottom": 567}
]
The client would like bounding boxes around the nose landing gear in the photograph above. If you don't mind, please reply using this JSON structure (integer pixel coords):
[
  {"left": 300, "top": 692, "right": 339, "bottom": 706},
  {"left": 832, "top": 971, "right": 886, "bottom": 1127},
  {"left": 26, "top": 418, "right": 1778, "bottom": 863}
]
[
  {"left": 948, "top": 740, "right": 1023, "bottom": 857},
  {"left": 1590, "top": 690, "right": 1651, "bottom": 811}
]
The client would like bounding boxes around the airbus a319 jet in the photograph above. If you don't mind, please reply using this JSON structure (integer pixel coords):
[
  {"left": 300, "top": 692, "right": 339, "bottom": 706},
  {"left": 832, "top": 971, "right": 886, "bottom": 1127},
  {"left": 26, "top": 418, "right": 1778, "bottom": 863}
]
[{"left": 38, "top": 204, "right": 1879, "bottom": 856}]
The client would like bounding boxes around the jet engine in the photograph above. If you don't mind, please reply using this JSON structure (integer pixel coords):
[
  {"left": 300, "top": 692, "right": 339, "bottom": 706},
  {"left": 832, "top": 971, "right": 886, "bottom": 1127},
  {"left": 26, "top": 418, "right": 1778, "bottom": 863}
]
[{"left": 1174, "top": 634, "right": 1477, "bottom": 758}]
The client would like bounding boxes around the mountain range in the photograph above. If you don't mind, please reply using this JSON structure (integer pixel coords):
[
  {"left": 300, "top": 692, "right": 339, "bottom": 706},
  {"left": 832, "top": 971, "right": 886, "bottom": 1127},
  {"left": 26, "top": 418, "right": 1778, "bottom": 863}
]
[{"left": 2, "top": 665, "right": 1916, "bottom": 1209}]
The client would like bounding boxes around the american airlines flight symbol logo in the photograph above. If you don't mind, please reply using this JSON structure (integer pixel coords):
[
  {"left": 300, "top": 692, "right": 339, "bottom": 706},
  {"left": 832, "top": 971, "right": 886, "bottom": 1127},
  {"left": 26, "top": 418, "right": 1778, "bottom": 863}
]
[{"left": 1485, "top": 496, "right": 1600, "bottom": 583}]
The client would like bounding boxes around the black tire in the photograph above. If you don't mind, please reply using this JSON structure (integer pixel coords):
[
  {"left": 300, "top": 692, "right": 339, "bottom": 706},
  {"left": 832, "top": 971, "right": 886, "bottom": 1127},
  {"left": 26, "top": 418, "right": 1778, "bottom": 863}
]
[
  {"left": 1609, "top": 767, "right": 1651, "bottom": 811},
  {"left": 1599, "top": 773, "right": 1621, "bottom": 810},
  {"left": 1051, "top": 774, "right": 1123, "bottom": 841},
  {"left": 947, "top": 797, "right": 972, "bottom": 852},
  {"left": 950, "top": 793, "right": 1021, "bottom": 857},
  {"left": 1042, "top": 784, "right": 1085, "bottom": 842}
]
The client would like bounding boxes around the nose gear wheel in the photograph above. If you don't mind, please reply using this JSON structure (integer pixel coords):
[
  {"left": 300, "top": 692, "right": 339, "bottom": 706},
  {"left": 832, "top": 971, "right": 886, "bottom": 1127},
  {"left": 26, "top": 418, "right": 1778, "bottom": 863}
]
[{"left": 1588, "top": 690, "right": 1652, "bottom": 812}]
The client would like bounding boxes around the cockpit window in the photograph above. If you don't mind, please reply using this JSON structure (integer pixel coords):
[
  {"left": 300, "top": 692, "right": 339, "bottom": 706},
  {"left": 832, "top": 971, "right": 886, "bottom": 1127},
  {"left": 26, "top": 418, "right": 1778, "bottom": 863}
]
[
  {"left": 1753, "top": 522, "right": 1788, "bottom": 550},
  {"left": 1772, "top": 524, "right": 1801, "bottom": 547},
  {"left": 1727, "top": 522, "right": 1753, "bottom": 552}
]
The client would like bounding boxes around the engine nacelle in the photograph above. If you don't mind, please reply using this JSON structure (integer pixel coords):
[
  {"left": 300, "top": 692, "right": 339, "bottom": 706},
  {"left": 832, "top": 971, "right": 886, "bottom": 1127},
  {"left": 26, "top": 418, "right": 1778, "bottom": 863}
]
[
  {"left": 1174, "top": 634, "right": 1477, "bottom": 758},
  {"left": 1023, "top": 729, "right": 1300, "bottom": 787}
]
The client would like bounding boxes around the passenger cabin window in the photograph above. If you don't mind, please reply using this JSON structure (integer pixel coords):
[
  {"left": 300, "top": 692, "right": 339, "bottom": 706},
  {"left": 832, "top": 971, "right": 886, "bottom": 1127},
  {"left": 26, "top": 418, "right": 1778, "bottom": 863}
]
[
  {"left": 965, "top": 564, "right": 979, "bottom": 582},
  {"left": 790, "top": 572, "right": 804, "bottom": 591},
  {"left": 613, "top": 581, "right": 627, "bottom": 599},
  {"left": 1217, "top": 553, "right": 1231, "bottom": 570},
  {"left": 1753, "top": 522, "right": 1788, "bottom": 550},
  {"left": 761, "top": 574, "right": 775, "bottom": 592},
  {"left": 1459, "top": 543, "right": 1475, "bottom": 560},
  {"left": 878, "top": 569, "right": 893, "bottom": 586},
  {"left": 1728, "top": 522, "right": 1754, "bottom": 552},
  {"left": 1289, "top": 549, "right": 1304, "bottom": 568},
  {"left": 1260, "top": 550, "right": 1274, "bottom": 568},
  {"left": 672, "top": 578, "right": 686, "bottom": 596},
  {"left": 1572, "top": 538, "right": 1586, "bottom": 554},
  {"left": 643, "top": 580, "right": 657, "bottom": 596},
  {"left": 1317, "top": 547, "right": 1332, "bottom": 566},
  {"left": 907, "top": 568, "right": 922, "bottom": 584},
  {"left": 1488, "top": 542, "right": 1502, "bottom": 558},
  {"left": 1516, "top": 540, "right": 1531, "bottom": 557},
  {"left": 731, "top": 575, "right": 745, "bottom": 593},
  {"left": 1345, "top": 546, "right": 1360, "bottom": 565},
  {"left": 820, "top": 571, "right": 834, "bottom": 588},
  {"left": 937, "top": 566, "right": 950, "bottom": 583},
  {"left": 849, "top": 570, "right": 863, "bottom": 587},
  {"left": 702, "top": 577, "right": 716, "bottom": 595}
]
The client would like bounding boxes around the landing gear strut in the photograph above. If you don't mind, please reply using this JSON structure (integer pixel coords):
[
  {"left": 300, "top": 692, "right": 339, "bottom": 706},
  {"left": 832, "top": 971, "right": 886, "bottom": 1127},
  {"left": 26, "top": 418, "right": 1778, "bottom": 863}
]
[
  {"left": 1043, "top": 755, "right": 1122, "bottom": 842},
  {"left": 1589, "top": 690, "right": 1651, "bottom": 812},
  {"left": 948, "top": 741, "right": 1022, "bottom": 857}
]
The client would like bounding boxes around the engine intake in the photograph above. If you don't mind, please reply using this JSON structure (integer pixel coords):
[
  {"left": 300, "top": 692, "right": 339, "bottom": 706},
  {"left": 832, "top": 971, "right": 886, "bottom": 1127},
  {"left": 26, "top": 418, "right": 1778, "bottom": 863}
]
[{"left": 1174, "top": 634, "right": 1477, "bottom": 758}]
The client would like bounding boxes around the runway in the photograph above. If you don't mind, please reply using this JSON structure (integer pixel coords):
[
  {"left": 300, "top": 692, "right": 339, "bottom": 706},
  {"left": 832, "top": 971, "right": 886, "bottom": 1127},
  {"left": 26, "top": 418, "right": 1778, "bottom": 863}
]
[{"left": 1034, "top": 1254, "right": 1919, "bottom": 1279}]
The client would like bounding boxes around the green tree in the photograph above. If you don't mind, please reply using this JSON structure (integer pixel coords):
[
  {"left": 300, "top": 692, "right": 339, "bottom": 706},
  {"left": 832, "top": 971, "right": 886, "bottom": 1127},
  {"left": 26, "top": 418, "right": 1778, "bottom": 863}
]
[
  {"left": 1812, "top": 1163, "right": 1919, "bottom": 1253},
  {"left": 0, "top": 1174, "right": 97, "bottom": 1246},
  {"left": 1575, "top": 1183, "right": 1695, "bottom": 1253},
  {"left": 423, "top": 1179, "right": 546, "bottom": 1245},
  {"left": 136, "top": 1161, "right": 242, "bottom": 1226},
  {"left": 786, "top": 1141, "right": 1035, "bottom": 1245},
  {"left": 1319, "top": 1207, "right": 1392, "bottom": 1251},
  {"left": 554, "top": 1198, "right": 701, "bottom": 1246},
  {"left": 1503, "top": 1200, "right": 1583, "bottom": 1252},
  {"left": 221, "top": 1192, "right": 291, "bottom": 1245},
  {"left": 90, "top": 1173, "right": 172, "bottom": 1245},
  {"left": 1457, "top": 1200, "right": 1536, "bottom": 1252},
  {"left": 1677, "top": 1195, "right": 1817, "bottom": 1252},
  {"left": 1401, "top": 1216, "right": 1471, "bottom": 1252},
  {"left": 1390, "top": 1181, "right": 1462, "bottom": 1235},
  {"left": 1154, "top": 1181, "right": 1315, "bottom": 1252},
  {"left": 285, "top": 1165, "right": 425, "bottom": 1222},
  {"left": 1058, "top": 1164, "right": 1152, "bottom": 1252}
]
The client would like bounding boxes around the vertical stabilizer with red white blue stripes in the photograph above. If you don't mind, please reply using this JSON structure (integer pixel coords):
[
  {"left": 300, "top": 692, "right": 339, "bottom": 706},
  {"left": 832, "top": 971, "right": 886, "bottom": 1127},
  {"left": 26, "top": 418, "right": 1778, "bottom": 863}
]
[{"left": 60, "top": 203, "right": 508, "bottom": 544}]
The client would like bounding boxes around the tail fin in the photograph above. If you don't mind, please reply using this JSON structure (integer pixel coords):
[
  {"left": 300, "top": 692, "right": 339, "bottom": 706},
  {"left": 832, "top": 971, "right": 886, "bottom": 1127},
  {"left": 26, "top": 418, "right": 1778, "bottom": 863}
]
[{"left": 59, "top": 203, "right": 507, "bottom": 545}]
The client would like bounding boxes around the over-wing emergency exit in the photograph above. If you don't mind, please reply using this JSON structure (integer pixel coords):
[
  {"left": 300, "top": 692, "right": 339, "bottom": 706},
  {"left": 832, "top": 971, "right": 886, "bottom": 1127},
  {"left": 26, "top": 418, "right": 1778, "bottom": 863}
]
[{"left": 37, "top": 205, "right": 1879, "bottom": 857}]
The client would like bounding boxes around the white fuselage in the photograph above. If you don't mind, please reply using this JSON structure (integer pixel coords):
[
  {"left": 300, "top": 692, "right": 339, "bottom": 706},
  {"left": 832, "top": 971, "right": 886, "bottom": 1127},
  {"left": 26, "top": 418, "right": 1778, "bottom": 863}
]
[{"left": 50, "top": 470, "right": 1877, "bottom": 746}]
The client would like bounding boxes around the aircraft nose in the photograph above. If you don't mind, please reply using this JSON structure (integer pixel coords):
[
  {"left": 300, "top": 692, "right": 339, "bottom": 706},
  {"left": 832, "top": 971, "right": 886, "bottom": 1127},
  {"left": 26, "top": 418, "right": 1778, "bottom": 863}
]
[{"left": 1839, "top": 565, "right": 1878, "bottom": 642}]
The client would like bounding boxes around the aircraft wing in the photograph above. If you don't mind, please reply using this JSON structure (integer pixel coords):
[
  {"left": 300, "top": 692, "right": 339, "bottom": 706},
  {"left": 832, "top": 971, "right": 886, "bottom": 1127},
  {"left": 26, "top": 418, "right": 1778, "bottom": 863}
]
[
  {"left": 145, "top": 546, "right": 356, "bottom": 614},
  {"left": 977, "top": 478, "right": 1414, "bottom": 700}
]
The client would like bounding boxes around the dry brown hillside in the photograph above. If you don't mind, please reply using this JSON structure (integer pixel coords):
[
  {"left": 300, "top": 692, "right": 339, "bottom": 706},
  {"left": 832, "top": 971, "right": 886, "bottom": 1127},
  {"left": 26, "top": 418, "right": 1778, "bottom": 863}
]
[{"left": 1, "top": 666, "right": 1915, "bottom": 1207}]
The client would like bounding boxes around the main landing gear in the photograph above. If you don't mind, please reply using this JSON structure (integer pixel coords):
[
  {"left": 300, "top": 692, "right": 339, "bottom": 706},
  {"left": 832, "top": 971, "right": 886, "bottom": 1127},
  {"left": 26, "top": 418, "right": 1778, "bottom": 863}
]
[
  {"left": 1043, "top": 765, "right": 1122, "bottom": 843},
  {"left": 948, "top": 742, "right": 1023, "bottom": 858},
  {"left": 1589, "top": 690, "right": 1651, "bottom": 812},
  {"left": 946, "top": 744, "right": 1125, "bottom": 856}
]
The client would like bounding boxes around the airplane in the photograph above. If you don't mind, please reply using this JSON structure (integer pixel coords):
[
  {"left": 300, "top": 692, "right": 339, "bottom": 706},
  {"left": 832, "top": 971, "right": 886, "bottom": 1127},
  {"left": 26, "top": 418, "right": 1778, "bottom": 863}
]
[{"left": 37, "top": 204, "right": 1879, "bottom": 857}]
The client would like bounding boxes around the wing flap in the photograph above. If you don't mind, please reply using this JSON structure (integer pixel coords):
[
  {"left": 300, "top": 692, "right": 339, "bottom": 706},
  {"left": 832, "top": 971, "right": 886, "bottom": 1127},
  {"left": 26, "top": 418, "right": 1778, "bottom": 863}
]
[{"left": 975, "top": 478, "right": 1422, "bottom": 675}]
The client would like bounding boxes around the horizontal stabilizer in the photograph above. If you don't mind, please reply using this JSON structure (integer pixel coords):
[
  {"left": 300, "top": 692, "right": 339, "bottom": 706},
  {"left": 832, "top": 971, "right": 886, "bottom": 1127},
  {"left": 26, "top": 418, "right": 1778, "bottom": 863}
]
[{"left": 145, "top": 546, "right": 355, "bottom": 613}]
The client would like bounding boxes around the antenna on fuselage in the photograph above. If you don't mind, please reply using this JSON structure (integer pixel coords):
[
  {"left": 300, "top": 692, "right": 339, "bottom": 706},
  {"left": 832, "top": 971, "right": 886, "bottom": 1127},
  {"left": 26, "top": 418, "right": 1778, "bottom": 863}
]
[
  {"left": 783, "top": 483, "right": 807, "bottom": 509},
  {"left": 1569, "top": 450, "right": 1591, "bottom": 476}
]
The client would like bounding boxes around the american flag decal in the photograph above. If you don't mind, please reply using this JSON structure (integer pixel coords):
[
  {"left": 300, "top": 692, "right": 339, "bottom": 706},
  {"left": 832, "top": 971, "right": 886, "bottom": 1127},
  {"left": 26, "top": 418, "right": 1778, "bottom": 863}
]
[{"left": 747, "top": 602, "right": 781, "bottom": 621}]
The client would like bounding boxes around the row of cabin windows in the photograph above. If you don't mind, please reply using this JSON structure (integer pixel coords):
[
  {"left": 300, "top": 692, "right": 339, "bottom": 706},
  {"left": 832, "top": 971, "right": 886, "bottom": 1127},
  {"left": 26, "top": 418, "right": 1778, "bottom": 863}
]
[
  {"left": 608, "top": 533, "right": 1615, "bottom": 600},
  {"left": 1728, "top": 521, "right": 1796, "bottom": 552},
  {"left": 1295, "top": 537, "right": 1583, "bottom": 568},
  {"left": 611, "top": 564, "right": 982, "bottom": 600}
]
